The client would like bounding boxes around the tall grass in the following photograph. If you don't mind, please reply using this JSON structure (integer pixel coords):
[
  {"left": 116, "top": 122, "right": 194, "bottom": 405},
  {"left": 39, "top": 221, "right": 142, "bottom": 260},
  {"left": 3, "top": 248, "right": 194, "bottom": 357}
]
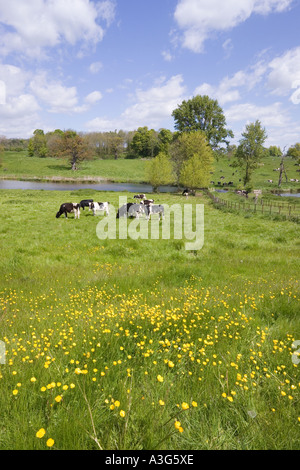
[{"left": 0, "top": 189, "right": 299, "bottom": 449}]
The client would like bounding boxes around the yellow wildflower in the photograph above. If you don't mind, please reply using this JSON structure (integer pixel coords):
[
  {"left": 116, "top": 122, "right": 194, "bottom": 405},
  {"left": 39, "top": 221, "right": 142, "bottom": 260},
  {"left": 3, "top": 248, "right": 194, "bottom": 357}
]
[
  {"left": 36, "top": 428, "right": 46, "bottom": 439},
  {"left": 46, "top": 438, "right": 54, "bottom": 448}
]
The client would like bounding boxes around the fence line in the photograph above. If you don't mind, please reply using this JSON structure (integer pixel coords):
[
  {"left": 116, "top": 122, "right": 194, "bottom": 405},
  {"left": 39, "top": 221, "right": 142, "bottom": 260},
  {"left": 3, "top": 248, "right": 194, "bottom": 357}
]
[{"left": 205, "top": 190, "right": 300, "bottom": 222}]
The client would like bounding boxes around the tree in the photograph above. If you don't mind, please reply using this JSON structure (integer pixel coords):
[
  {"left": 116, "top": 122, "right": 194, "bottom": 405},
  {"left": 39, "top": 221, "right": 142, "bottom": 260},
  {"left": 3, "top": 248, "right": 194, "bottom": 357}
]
[
  {"left": 55, "top": 130, "right": 93, "bottom": 170},
  {"left": 169, "top": 130, "right": 214, "bottom": 186},
  {"left": 130, "top": 127, "right": 159, "bottom": 158},
  {"left": 157, "top": 128, "right": 173, "bottom": 154},
  {"left": 107, "top": 130, "right": 126, "bottom": 159},
  {"left": 28, "top": 129, "right": 48, "bottom": 158},
  {"left": 180, "top": 153, "right": 211, "bottom": 189},
  {"left": 287, "top": 143, "right": 300, "bottom": 162},
  {"left": 172, "top": 95, "right": 233, "bottom": 150},
  {"left": 145, "top": 152, "right": 175, "bottom": 192},
  {"left": 278, "top": 147, "right": 288, "bottom": 188},
  {"left": 235, "top": 120, "right": 267, "bottom": 186},
  {"left": 269, "top": 145, "right": 282, "bottom": 157}
]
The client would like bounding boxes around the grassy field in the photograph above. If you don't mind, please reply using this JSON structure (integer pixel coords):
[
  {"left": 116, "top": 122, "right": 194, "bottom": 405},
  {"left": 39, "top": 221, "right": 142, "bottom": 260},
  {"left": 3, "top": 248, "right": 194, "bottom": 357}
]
[
  {"left": 1, "top": 151, "right": 300, "bottom": 192},
  {"left": 0, "top": 151, "right": 147, "bottom": 183},
  {"left": 0, "top": 187, "right": 299, "bottom": 450}
]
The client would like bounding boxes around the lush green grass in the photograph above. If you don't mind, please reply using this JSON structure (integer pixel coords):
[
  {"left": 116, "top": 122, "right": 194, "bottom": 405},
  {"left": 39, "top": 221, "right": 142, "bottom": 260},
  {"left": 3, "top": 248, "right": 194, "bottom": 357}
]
[
  {"left": 210, "top": 154, "right": 300, "bottom": 192},
  {"left": 0, "top": 188, "right": 299, "bottom": 450},
  {"left": 1, "top": 151, "right": 300, "bottom": 193}
]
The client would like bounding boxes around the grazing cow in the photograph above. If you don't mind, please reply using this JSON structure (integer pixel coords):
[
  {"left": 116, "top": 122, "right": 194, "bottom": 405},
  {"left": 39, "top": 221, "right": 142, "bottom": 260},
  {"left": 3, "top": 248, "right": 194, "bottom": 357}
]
[
  {"left": 79, "top": 199, "right": 93, "bottom": 210},
  {"left": 134, "top": 194, "right": 146, "bottom": 200},
  {"left": 116, "top": 203, "right": 145, "bottom": 218},
  {"left": 268, "top": 179, "right": 273, "bottom": 183},
  {"left": 141, "top": 199, "right": 154, "bottom": 205},
  {"left": 146, "top": 204, "right": 164, "bottom": 220},
  {"left": 89, "top": 202, "right": 109, "bottom": 216},
  {"left": 56, "top": 203, "right": 80, "bottom": 219},
  {"left": 182, "top": 188, "right": 189, "bottom": 197},
  {"left": 116, "top": 203, "right": 133, "bottom": 218},
  {"left": 128, "top": 203, "right": 146, "bottom": 218}
]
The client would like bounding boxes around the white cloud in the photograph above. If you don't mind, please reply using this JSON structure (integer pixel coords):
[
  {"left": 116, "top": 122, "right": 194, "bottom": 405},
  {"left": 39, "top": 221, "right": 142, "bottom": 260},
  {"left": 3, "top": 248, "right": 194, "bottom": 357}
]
[
  {"left": 0, "top": 93, "right": 40, "bottom": 138},
  {"left": 194, "top": 63, "right": 266, "bottom": 105},
  {"left": 29, "top": 73, "right": 103, "bottom": 113},
  {"left": 0, "top": 64, "right": 30, "bottom": 97},
  {"left": 86, "top": 75, "right": 186, "bottom": 131},
  {"left": 267, "top": 47, "right": 300, "bottom": 104},
  {"left": 162, "top": 50, "right": 173, "bottom": 62},
  {"left": 30, "top": 72, "right": 79, "bottom": 113},
  {"left": 225, "top": 101, "right": 298, "bottom": 148},
  {"left": 0, "top": 0, "right": 116, "bottom": 58},
  {"left": 85, "top": 91, "right": 102, "bottom": 104},
  {"left": 174, "top": 0, "right": 293, "bottom": 52},
  {"left": 225, "top": 102, "right": 287, "bottom": 128},
  {"left": 222, "top": 38, "right": 233, "bottom": 59},
  {"left": 89, "top": 61, "right": 103, "bottom": 74}
]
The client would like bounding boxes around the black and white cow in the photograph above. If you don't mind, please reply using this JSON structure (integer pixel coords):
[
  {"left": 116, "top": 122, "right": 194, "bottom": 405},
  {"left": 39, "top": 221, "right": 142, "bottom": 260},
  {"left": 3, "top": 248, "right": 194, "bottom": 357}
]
[
  {"left": 89, "top": 202, "right": 109, "bottom": 216},
  {"left": 141, "top": 199, "right": 154, "bottom": 205},
  {"left": 79, "top": 199, "right": 93, "bottom": 210},
  {"left": 133, "top": 194, "right": 146, "bottom": 200},
  {"left": 116, "top": 203, "right": 145, "bottom": 219},
  {"left": 56, "top": 203, "right": 80, "bottom": 219},
  {"left": 145, "top": 204, "right": 164, "bottom": 220},
  {"left": 116, "top": 202, "right": 133, "bottom": 218}
]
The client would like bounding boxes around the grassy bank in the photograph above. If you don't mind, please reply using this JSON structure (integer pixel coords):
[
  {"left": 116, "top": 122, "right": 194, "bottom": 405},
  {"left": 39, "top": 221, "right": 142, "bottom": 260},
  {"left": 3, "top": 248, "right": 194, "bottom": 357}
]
[
  {"left": 0, "top": 151, "right": 147, "bottom": 183},
  {"left": 0, "top": 189, "right": 299, "bottom": 449},
  {"left": 1, "top": 151, "right": 300, "bottom": 193}
]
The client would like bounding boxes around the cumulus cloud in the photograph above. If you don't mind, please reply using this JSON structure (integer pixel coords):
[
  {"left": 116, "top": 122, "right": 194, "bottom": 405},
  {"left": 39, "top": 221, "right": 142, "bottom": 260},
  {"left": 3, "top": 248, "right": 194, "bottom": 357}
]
[
  {"left": 30, "top": 73, "right": 79, "bottom": 113},
  {"left": 86, "top": 75, "right": 186, "bottom": 132},
  {"left": 85, "top": 91, "right": 102, "bottom": 104},
  {"left": 0, "top": 92, "right": 40, "bottom": 137},
  {"left": 225, "top": 101, "right": 287, "bottom": 127},
  {"left": 0, "top": 0, "right": 116, "bottom": 58},
  {"left": 267, "top": 47, "right": 300, "bottom": 104},
  {"left": 174, "top": 0, "right": 293, "bottom": 52},
  {"left": 194, "top": 62, "right": 266, "bottom": 105},
  {"left": 29, "top": 72, "right": 103, "bottom": 114}
]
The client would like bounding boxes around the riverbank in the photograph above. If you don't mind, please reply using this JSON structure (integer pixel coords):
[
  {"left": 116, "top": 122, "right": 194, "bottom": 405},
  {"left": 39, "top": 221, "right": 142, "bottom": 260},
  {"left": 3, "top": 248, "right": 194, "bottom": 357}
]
[
  {"left": 1, "top": 151, "right": 300, "bottom": 192},
  {"left": 0, "top": 151, "right": 147, "bottom": 184}
]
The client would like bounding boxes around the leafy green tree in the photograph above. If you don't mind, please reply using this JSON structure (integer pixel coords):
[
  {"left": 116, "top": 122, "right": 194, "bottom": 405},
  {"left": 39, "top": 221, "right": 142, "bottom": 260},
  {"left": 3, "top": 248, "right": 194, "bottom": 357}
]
[
  {"left": 27, "top": 138, "right": 34, "bottom": 157},
  {"left": 235, "top": 120, "right": 267, "bottom": 186},
  {"left": 29, "top": 129, "right": 48, "bottom": 158},
  {"left": 145, "top": 152, "right": 175, "bottom": 192},
  {"left": 157, "top": 128, "right": 173, "bottom": 154},
  {"left": 172, "top": 95, "right": 233, "bottom": 150},
  {"left": 130, "top": 126, "right": 159, "bottom": 158},
  {"left": 169, "top": 130, "right": 214, "bottom": 186},
  {"left": 269, "top": 145, "right": 282, "bottom": 157}
]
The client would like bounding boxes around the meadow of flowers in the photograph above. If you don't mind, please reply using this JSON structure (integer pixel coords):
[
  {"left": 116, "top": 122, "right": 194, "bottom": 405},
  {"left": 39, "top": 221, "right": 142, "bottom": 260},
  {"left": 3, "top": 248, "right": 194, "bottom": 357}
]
[
  {"left": 1, "top": 274, "right": 299, "bottom": 449},
  {"left": 0, "top": 189, "right": 299, "bottom": 450}
]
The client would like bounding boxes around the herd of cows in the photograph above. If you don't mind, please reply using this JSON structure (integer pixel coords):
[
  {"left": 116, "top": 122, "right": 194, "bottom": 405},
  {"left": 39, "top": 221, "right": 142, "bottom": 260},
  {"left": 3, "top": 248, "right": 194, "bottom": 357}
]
[{"left": 55, "top": 194, "right": 165, "bottom": 220}]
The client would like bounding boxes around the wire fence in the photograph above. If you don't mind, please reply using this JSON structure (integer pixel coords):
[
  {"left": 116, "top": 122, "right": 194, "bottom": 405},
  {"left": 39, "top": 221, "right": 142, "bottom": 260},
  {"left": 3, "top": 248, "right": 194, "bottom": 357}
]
[{"left": 205, "top": 190, "right": 300, "bottom": 222}]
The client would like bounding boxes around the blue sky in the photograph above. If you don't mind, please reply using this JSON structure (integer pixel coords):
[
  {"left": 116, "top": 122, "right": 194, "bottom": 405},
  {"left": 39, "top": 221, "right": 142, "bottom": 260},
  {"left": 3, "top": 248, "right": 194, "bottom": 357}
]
[{"left": 0, "top": 0, "right": 300, "bottom": 149}]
